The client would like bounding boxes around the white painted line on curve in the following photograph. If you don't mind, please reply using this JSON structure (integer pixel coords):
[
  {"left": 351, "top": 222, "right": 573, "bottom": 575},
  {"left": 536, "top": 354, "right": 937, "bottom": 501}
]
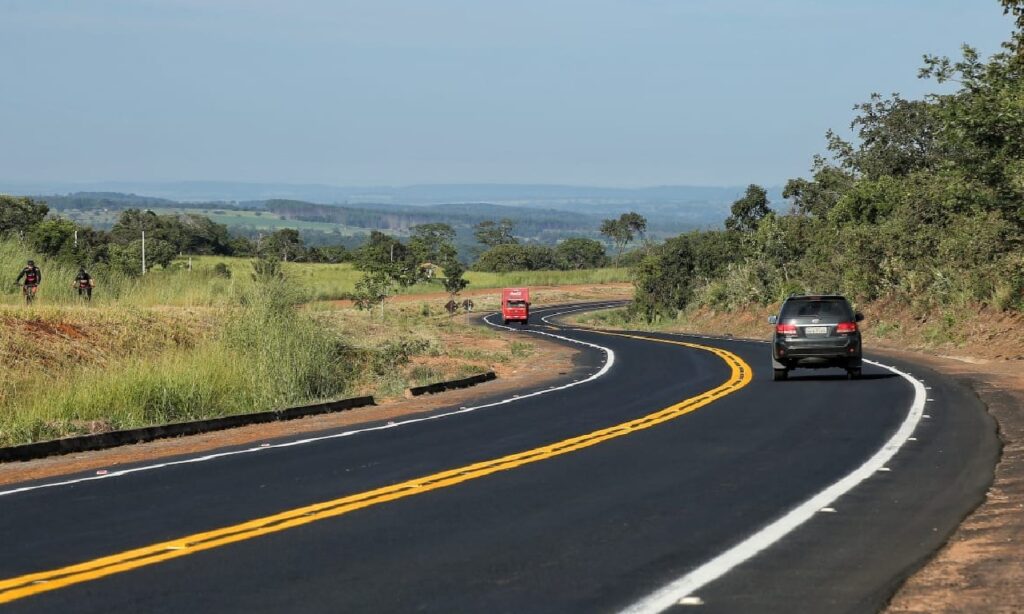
[{"left": 619, "top": 357, "right": 927, "bottom": 614}]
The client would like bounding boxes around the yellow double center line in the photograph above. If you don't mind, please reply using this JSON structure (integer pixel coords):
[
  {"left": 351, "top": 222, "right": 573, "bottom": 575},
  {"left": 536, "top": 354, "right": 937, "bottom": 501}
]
[{"left": 0, "top": 331, "right": 751, "bottom": 605}]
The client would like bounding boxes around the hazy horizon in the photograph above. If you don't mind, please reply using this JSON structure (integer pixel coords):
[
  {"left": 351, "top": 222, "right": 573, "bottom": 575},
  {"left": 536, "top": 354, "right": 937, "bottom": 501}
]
[{"left": 1, "top": 1, "right": 1014, "bottom": 187}]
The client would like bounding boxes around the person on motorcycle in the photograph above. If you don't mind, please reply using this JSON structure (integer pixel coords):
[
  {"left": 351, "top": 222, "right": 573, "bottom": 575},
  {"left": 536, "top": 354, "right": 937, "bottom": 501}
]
[
  {"left": 15, "top": 260, "right": 42, "bottom": 302},
  {"left": 74, "top": 267, "right": 93, "bottom": 301}
]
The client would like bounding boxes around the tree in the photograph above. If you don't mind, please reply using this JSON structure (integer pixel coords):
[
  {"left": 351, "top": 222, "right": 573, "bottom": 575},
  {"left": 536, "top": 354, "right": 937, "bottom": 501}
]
[
  {"left": 473, "top": 219, "right": 518, "bottom": 248},
  {"left": 621, "top": 212, "right": 648, "bottom": 241},
  {"left": 783, "top": 160, "right": 855, "bottom": 218},
  {"left": 352, "top": 231, "right": 424, "bottom": 316},
  {"left": 28, "top": 218, "right": 78, "bottom": 261},
  {"left": 109, "top": 209, "right": 165, "bottom": 245},
  {"left": 631, "top": 235, "right": 697, "bottom": 322},
  {"left": 473, "top": 244, "right": 558, "bottom": 272},
  {"left": 176, "top": 214, "right": 233, "bottom": 255},
  {"left": 724, "top": 184, "right": 771, "bottom": 233},
  {"left": 600, "top": 212, "right": 648, "bottom": 264},
  {"left": 409, "top": 223, "right": 457, "bottom": 265},
  {"left": 109, "top": 238, "right": 176, "bottom": 276},
  {"left": 555, "top": 237, "right": 607, "bottom": 269},
  {"left": 0, "top": 196, "right": 49, "bottom": 238},
  {"left": 441, "top": 259, "right": 470, "bottom": 298},
  {"left": 354, "top": 231, "right": 412, "bottom": 271},
  {"left": 262, "top": 228, "right": 306, "bottom": 262},
  {"left": 307, "top": 245, "right": 350, "bottom": 263}
]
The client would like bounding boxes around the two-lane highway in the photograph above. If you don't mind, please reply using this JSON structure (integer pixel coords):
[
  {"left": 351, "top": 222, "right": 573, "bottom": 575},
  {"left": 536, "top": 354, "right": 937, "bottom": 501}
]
[{"left": 0, "top": 303, "right": 997, "bottom": 612}]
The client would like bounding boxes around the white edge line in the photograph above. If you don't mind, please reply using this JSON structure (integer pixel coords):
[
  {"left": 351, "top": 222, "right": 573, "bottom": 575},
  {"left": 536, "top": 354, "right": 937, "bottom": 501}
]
[
  {"left": 618, "top": 358, "right": 927, "bottom": 614},
  {"left": 0, "top": 304, "right": 618, "bottom": 498}
]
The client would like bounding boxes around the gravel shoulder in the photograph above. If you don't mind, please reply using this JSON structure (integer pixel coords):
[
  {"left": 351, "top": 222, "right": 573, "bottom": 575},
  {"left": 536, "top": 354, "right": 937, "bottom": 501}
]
[{"left": 882, "top": 349, "right": 1024, "bottom": 613}]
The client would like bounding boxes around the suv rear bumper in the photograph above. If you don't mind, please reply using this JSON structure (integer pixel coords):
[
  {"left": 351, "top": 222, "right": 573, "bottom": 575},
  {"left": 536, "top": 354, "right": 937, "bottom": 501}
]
[{"left": 773, "top": 337, "right": 861, "bottom": 369}]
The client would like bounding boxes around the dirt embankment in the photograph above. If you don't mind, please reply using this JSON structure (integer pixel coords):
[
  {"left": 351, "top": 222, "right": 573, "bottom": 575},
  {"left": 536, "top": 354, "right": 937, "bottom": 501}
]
[{"left": 883, "top": 353, "right": 1024, "bottom": 613}]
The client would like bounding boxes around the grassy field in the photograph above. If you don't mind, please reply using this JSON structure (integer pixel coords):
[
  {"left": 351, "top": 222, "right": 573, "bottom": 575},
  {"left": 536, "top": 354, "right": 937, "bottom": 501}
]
[
  {"left": 0, "top": 240, "right": 630, "bottom": 446},
  {"left": 189, "top": 255, "right": 630, "bottom": 301},
  {"left": 0, "top": 283, "right": 528, "bottom": 447},
  {"left": 1, "top": 241, "right": 629, "bottom": 307}
]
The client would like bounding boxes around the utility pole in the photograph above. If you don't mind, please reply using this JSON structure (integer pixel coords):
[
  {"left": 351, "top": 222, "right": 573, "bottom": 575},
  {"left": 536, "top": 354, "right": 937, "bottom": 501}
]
[{"left": 142, "top": 230, "right": 147, "bottom": 275}]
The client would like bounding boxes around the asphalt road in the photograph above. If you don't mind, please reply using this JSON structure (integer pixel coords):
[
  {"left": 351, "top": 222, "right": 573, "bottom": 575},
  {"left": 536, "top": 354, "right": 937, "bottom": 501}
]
[{"left": 0, "top": 303, "right": 998, "bottom": 613}]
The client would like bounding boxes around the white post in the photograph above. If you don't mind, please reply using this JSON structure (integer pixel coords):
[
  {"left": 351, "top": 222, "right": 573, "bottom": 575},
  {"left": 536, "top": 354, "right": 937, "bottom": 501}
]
[
  {"left": 142, "top": 230, "right": 147, "bottom": 275},
  {"left": 74, "top": 229, "right": 78, "bottom": 247},
  {"left": 188, "top": 256, "right": 192, "bottom": 272}
]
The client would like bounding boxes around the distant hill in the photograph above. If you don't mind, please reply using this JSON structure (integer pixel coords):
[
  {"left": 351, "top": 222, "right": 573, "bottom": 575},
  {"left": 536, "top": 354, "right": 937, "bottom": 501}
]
[
  {"left": 0, "top": 180, "right": 777, "bottom": 209},
  {"left": 263, "top": 199, "right": 609, "bottom": 241},
  {"left": 7, "top": 182, "right": 790, "bottom": 246}
]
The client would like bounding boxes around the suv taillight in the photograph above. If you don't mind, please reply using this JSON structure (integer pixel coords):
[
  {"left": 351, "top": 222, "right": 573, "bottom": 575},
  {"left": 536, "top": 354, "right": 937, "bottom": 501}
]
[
  {"left": 775, "top": 323, "right": 797, "bottom": 335},
  {"left": 836, "top": 322, "right": 858, "bottom": 334}
]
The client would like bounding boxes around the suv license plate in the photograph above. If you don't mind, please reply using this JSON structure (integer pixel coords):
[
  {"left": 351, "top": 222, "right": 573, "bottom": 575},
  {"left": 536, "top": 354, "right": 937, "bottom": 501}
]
[{"left": 805, "top": 326, "right": 828, "bottom": 335}]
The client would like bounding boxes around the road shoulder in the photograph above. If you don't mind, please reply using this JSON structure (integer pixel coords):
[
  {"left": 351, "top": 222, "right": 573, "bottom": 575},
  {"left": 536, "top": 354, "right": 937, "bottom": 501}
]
[{"left": 882, "top": 350, "right": 1024, "bottom": 613}]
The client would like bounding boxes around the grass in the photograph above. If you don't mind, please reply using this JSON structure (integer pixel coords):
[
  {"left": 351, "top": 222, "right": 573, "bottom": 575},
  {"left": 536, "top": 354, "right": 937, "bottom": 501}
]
[
  {"left": 1, "top": 240, "right": 629, "bottom": 308},
  {"left": 0, "top": 237, "right": 628, "bottom": 446},
  {"left": 0, "top": 280, "right": 354, "bottom": 446},
  {"left": 0, "top": 279, "right": 533, "bottom": 446}
]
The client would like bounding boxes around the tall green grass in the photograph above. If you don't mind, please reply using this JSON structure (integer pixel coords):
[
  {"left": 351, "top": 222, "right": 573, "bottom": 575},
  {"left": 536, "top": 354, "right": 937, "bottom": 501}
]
[
  {"left": 1, "top": 244, "right": 630, "bottom": 307},
  {"left": 0, "top": 240, "right": 242, "bottom": 307},
  {"left": 0, "top": 278, "right": 352, "bottom": 446}
]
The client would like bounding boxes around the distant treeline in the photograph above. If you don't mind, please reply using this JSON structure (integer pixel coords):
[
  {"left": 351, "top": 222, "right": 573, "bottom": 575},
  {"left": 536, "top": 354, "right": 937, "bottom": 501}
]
[
  {"left": 264, "top": 199, "right": 604, "bottom": 238},
  {"left": 40, "top": 192, "right": 255, "bottom": 213}
]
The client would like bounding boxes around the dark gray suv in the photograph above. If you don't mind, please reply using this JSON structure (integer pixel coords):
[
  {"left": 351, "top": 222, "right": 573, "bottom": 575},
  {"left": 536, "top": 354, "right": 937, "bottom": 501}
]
[{"left": 768, "top": 294, "right": 864, "bottom": 381}]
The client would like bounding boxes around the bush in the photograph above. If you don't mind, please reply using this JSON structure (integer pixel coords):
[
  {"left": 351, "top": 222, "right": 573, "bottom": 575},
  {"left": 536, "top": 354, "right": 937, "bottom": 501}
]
[{"left": 212, "top": 262, "right": 232, "bottom": 279}]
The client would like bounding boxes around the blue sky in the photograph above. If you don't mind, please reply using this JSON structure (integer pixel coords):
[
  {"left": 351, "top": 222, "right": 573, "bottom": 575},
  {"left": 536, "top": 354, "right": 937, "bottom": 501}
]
[{"left": 0, "top": 1, "right": 1013, "bottom": 187}]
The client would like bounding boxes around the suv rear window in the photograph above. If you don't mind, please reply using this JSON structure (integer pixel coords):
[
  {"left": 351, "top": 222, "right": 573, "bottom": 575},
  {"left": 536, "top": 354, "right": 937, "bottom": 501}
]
[{"left": 781, "top": 298, "right": 853, "bottom": 320}]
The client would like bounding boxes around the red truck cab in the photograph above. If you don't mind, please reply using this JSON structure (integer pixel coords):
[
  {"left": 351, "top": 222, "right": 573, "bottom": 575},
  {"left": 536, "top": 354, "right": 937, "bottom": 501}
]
[{"left": 501, "top": 287, "right": 530, "bottom": 326}]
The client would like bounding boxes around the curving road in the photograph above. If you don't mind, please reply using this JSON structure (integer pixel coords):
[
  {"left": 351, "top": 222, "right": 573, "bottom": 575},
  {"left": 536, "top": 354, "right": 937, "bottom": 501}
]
[{"left": 0, "top": 303, "right": 997, "bottom": 613}]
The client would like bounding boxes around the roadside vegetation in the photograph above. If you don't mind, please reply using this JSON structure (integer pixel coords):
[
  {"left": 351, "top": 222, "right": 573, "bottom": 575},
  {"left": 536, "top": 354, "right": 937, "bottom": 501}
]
[
  {"left": 0, "top": 272, "right": 537, "bottom": 447},
  {"left": 0, "top": 200, "right": 629, "bottom": 446},
  {"left": 624, "top": 1, "right": 1023, "bottom": 326}
]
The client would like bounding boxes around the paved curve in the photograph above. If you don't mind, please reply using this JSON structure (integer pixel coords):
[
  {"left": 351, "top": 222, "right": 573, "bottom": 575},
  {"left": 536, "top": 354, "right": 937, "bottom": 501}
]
[{"left": 0, "top": 303, "right": 997, "bottom": 613}]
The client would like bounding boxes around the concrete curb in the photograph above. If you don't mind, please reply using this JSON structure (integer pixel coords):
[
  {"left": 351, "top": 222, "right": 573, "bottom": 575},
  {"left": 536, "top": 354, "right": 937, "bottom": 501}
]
[
  {"left": 406, "top": 372, "right": 497, "bottom": 397},
  {"left": 0, "top": 395, "right": 376, "bottom": 464}
]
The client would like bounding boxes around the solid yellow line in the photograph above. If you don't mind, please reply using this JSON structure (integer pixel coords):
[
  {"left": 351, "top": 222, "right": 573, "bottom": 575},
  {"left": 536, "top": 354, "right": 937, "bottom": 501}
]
[{"left": 0, "top": 333, "right": 752, "bottom": 605}]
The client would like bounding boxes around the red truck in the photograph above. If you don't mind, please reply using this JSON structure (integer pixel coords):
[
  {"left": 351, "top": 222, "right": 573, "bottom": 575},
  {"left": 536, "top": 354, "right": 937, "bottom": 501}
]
[{"left": 501, "top": 287, "right": 530, "bottom": 326}]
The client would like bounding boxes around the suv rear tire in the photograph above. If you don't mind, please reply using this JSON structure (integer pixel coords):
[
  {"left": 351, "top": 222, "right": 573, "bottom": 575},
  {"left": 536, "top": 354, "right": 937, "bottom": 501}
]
[
  {"left": 772, "top": 368, "right": 788, "bottom": 381},
  {"left": 846, "top": 367, "right": 862, "bottom": 380}
]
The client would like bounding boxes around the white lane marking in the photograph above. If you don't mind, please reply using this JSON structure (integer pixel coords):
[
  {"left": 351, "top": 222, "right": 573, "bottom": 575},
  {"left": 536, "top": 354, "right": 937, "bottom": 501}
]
[
  {"left": 0, "top": 305, "right": 616, "bottom": 498},
  {"left": 538, "top": 302, "right": 626, "bottom": 325},
  {"left": 619, "top": 358, "right": 927, "bottom": 614}
]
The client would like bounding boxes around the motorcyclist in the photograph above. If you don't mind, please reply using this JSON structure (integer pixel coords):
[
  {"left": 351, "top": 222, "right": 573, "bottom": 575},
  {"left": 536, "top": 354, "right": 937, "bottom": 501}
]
[
  {"left": 15, "top": 260, "right": 42, "bottom": 301},
  {"left": 74, "top": 267, "right": 93, "bottom": 301}
]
